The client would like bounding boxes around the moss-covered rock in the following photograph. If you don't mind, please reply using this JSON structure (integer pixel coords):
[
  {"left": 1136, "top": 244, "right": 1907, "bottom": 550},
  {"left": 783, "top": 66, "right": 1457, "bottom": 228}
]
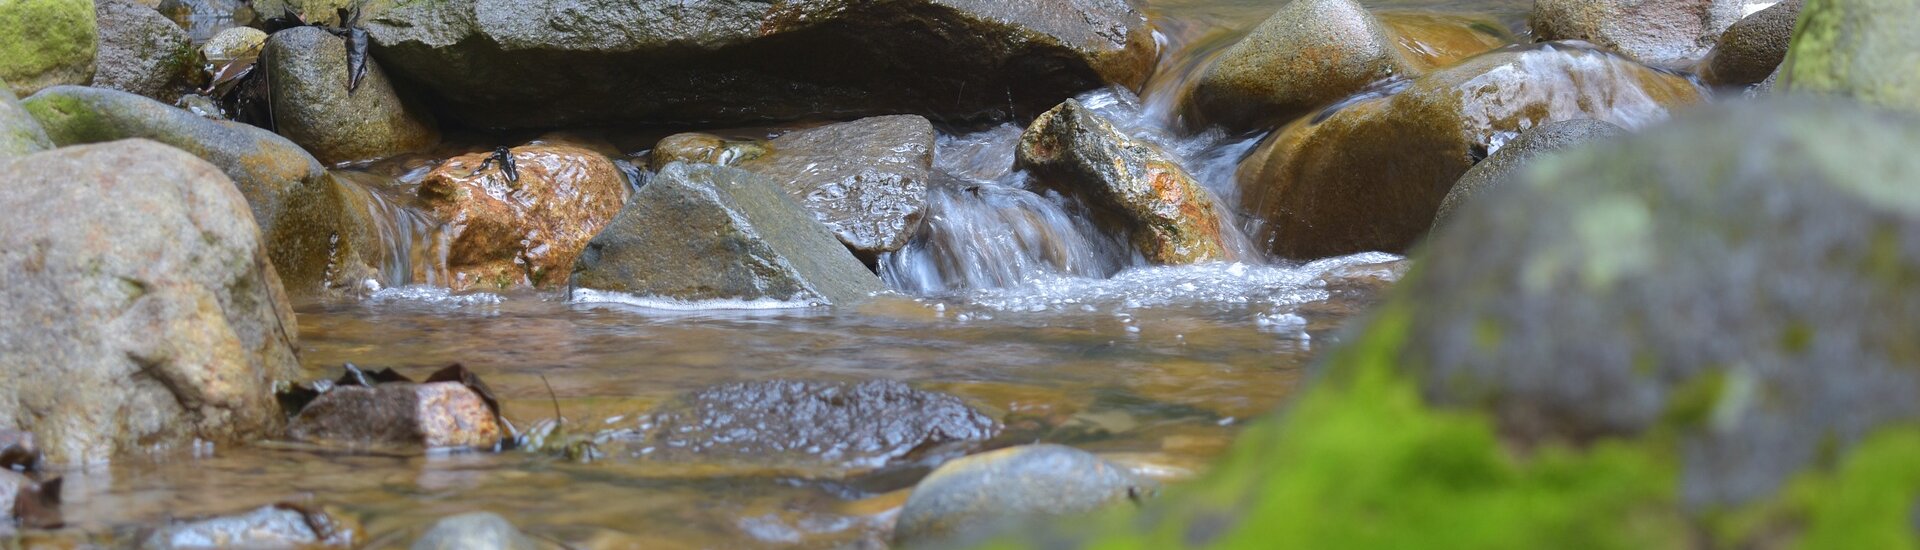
[
  {"left": 263, "top": 26, "right": 439, "bottom": 164},
  {"left": 1697, "top": 0, "right": 1802, "bottom": 87},
  {"left": 0, "top": 80, "right": 52, "bottom": 159},
  {"left": 0, "top": 0, "right": 96, "bottom": 96},
  {"left": 92, "top": 0, "right": 197, "bottom": 101},
  {"left": 1236, "top": 42, "right": 1701, "bottom": 260},
  {"left": 1779, "top": 0, "right": 1920, "bottom": 112}
]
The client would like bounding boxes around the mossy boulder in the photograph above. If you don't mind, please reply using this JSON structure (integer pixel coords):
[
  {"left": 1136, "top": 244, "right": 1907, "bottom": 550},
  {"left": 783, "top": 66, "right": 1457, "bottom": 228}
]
[
  {"left": 263, "top": 26, "right": 439, "bottom": 164},
  {"left": 362, "top": 0, "right": 1156, "bottom": 128},
  {"left": 93, "top": 0, "right": 197, "bottom": 101},
  {"left": 417, "top": 142, "right": 630, "bottom": 291},
  {"left": 0, "top": 0, "right": 97, "bottom": 96},
  {"left": 1431, "top": 119, "right": 1625, "bottom": 229},
  {"left": 1236, "top": 43, "right": 1702, "bottom": 260},
  {"left": 1532, "top": 0, "right": 1744, "bottom": 66},
  {"left": 737, "top": 115, "right": 936, "bottom": 261},
  {"left": 1697, "top": 0, "right": 1802, "bottom": 87},
  {"left": 993, "top": 99, "right": 1920, "bottom": 548},
  {"left": 1779, "top": 0, "right": 1920, "bottom": 112},
  {"left": 0, "top": 81, "right": 52, "bottom": 159}
]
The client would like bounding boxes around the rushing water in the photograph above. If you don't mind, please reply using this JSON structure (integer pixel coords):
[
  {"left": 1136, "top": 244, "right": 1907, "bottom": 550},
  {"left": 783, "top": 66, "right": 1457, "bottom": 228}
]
[{"left": 33, "top": 0, "right": 1714, "bottom": 547}]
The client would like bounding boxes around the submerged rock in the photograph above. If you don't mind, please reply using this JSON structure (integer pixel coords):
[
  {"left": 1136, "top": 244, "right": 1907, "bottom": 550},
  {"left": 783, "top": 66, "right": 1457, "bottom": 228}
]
[
  {"left": 893, "top": 445, "right": 1147, "bottom": 546},
  {"left": 288, "top": 382, "right": 505, "bottom": 449},
  {"left": 570, "top": 163, "right": 884, "bottom": 307},
  {"left": 737, "top": 115, "right": 935, "bottom": 260},
  {"left": 418, "top": 143, "right": 630, "bottom": 291},
  {"left": 141, "top": 504, "right": 360, "bottom": 548},
  {"left": 0, "top": 140, "right": 299, "bottom": 467},
  {"left": 1237, "top": 43, "right": 1702, "bottom": 259},
  {"left": 1018, "top": 99, "right": 1235, "bottom": 265},
  {"left": 264, "top": 26, "right": 439, "bottom": 164},
  {"left": 411, "top": 512, "right": 536, "bottom": 550},
  {"left": 1698, "top": 0, "right": 1802, "bottom": 87},
  {"left": 1779, "top": 0, "right": 1920, "bottom": 112},
  {"left": 1532, "top": 0, "right": 1743, "bottom": 66},
  {"left": 647, "top": 132, "right": 767, "bottom": 171},
  {"left": 93, "top": 0, "right": 197, "bottom": 101},
  {"left": 0, "top": 0, "right": 95, "bottom": 96},
  {"left": 362, "top": 0, "right": 1155, "bottom": 128},
  {"left": 0, "top": 82, "right": 52, "bottom": 159},
  {"left": 634, "top": 380, "right": 999, "bottom": 472},
  {"left": 1432, "top": 119, "right": 1626, "bottom": 228}
]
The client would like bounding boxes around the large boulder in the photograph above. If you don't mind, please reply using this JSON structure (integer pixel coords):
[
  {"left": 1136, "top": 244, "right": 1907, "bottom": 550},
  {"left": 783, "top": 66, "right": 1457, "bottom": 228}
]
[
  {"left": 20, "top": 86, "right": 387, "bottom": 296},
  {"left": 1018, "top": 99, "right": 1236, "bottom": 265},
  {"left": 92, "top": 0, "right": 196, "bottom": 100},
  {"left": 0, "top": 0, "right": 96, "bottom": 96},
  {"left": 1237, "top": 43, "right": 1702, "bottom": 259},
  {"left": 0, "top": 82, "right": 52, "bottom": 159},
  {"left": 361, "top": 0, "right": 1157, "bottom": 128},
  {"left": 894, "top": 444, "right": 1148, "bottom": 547},
  {"left": 263, "top": 26, "right": 439, "bottom": 164},
  {"left": 736, "top": 115, "right": 935, "bottom": 261},
  {"left": 570, "top": 163, "right": 885, "bottom": 307},
  {"left": 1697, "top": 0, "right": 1802, "bottom": 87},
  {"left": 0, "top": 140, "right": 299, "bottom": 467},
  {"left": 1189, "top": 0, "right": 1507, "bottom": 132},
  {"left": 417, "top": 142, "right": 630, "bottom": 291},
  {"left": 1002, "top": 99, "right": 1920, "bottom": 548},
  {"left": 1532, "top": 0, "right": 1744, "bottom": 66},
  {"left": 1431, "top": 119, "right": 1626, "bottom": 228},
  {"left": 1779, "top": 0, "right": 1920, "bottom": 112}
]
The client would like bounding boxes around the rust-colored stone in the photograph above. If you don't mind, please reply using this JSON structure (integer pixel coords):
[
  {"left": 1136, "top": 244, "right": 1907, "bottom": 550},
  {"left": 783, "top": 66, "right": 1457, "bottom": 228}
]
[
  {"left": 418, "top": 143, "right": 630, "bottom": 291},
  {"left": 287, "top": 382, "right": 504, "bottom": 449}
]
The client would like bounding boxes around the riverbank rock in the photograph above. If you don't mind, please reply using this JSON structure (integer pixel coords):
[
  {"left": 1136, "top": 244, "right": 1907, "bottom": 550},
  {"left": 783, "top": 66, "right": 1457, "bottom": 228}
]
[
  {"left": 1018, "top": 99, "right": 1234, "bottom": 264},
  {"left": 647, "top": 133, "right": 767, "bottom": 171},
  {"left": 19, "top": 86, "right": 385, "bottom": 296},
  {"left": 411, "top": 512, "right": 535, "bottom": 550},
  {"left": 362, "top": 0, "right": 1156, "bottom": 128},
  {"left": 0, "top": 83, "right": 52, "bottom": 158},
  {"left": 737, "top": 115, "right": 935, "bottom": 261},
  {"left": 263, "top": 26, "right": 438, "bottom": 164},
  {"left": 1778, "top": 0, "right": 1920, "bottom": 112},
  {"left": 633, "top": 380, "right": 999, "bottom": 473},
  {"left": 288, "top": 381, "right": 505, "bottom": 449},
  {"left": 1237, "top": 43, "right": 1702, "bottom": 259},
  {"left": 1188, "top": 0, "right": 1410, "bottom": 132},
  {"left": 0, "top": 140, "right": 299, "bottom": 467},
  {"left": 1532, "top": 0, "right": 1744, "bottom": 66},
  {"left": 1432, "top": 119, "right": 1625, "bottom": 228},
  {"left": 93, "top": 0, "right": 196, "bottom": 100},
  {"left": 570, "top": 163, "right": 885, "bottom": 307},
  {"left": 894, "top": 445, "right": 1148, "bottom": 546},
  {"left": 1697, "top": 0, "right": 1801, "bottom": 87},
  {"left": 141, "top": 504, "right": 360, "bottom": 548},
  {"left": 0, "top": 0, "right": 96, "bottom": 96},
  {"left": 417, "top": 143, "right": 628, "bottom": 291}
]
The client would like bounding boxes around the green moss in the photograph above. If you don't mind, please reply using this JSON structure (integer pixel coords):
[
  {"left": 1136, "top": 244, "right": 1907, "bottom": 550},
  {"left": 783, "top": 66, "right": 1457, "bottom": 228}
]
[
  {"left": 1714, "top": 427, "right": 1920, "bottom": 548},
  {"left": 1780, "top": 0, "right": 1920, "bottom": 112},
  {"left": 19, "top": 90, "right": 117, "bottom": 145},
  {"left": 1661, "top": 370, "right": 1727, "bottom": 430},
  {"left": 0, "top": 0, "right": 97, "bottom": 95}
]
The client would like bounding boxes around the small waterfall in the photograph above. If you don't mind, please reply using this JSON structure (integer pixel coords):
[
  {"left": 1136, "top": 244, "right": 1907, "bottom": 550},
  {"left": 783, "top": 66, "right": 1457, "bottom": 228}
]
[{"left": 330, "top": 170, "right": 451, "bottom": 290}]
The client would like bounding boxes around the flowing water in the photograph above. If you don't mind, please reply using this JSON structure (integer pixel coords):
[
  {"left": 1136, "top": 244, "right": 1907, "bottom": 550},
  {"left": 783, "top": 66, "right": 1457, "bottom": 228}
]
[{"left": 41, "top": 0, "right": 1705, "bottom": 547}]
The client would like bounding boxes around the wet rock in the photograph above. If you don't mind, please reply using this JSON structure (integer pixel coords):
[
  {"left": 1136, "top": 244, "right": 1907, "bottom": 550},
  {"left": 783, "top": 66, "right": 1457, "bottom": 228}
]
[
  {"left": 288, "top": 381, "right": 505, "bottom": 449},
  {"left": 0, "top": 140, "right": 299, "bottom": 467},
  {"left": 1018, "top": 99, "right": 1235, "bottom": 265},
  {"left": 647, "top": 133, "right": 767, "bottom": 171},
  {"left": 418, "top": 143, "right": 629, "bottom": 291},
  {"left": 0, "top": 470, "right": 61, "bottom": 528},
  {"left": 635, "top": 380, "right": 999, "bottom": 472},
  {"left": 263, "top": 26, "right": 438, "bottom": 164},
  {"left": 1187, "top": 0, "right": 1411, "bottom": 132},
  {"left": 1778, "top": 0, "right": 1920, "bottom": 112},
  {"left": 570, "top": 163, "right": 885, "bottom": 307},
  {"left": 893, "top": 445, "right": 1148, "bottom": 546},
  {"left": 18, "top": 86, "right": 384, "bottom": 296},
  {"left": 1377, "top": 12, "right": 1514, "bottom": 72},
  {"left": 1432, "top": 119, "right": 1626, "bottom": 228},
  {"left": 362, "top": 0, "right": 1156, "bottom": 128},
  {"left": 0, "top": 0, "right": 95, "bottom": 96},
  {"left": 411, "top": 512, "right": 535, "bottom": 550},
  {"left": 1237, "top": 43, "right": 1702, "bottom": 259},
  {"left": 141, "top": 504, "right": 359, "bottom": 548},
  {"left": 250, "top": 0, "right": 355, "bottom": 26},
  {"left": 1698, "top": 0, "right": 1801, "bottom": 87},
  {"left": 201, "top": 26, "right": 268, "bottom": 68},
  {"left": 93, "top": 0, "right": 197, "bottom": 101},
  {"left": 0, "top": 82, "right": 52, "bottom": 159},
  {"left": 1532, "top": 0, "right": 1744, "bottom": 66},
  {"left": 0, "top": 430, "right": 40, "bottom": 472},
  {"left": 737, "top": 115, "right": 935, "bottom": 260}
]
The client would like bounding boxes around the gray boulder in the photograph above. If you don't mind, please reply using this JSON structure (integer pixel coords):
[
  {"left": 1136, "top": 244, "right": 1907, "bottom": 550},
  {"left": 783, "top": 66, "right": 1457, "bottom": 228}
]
[
  {"left": 1532, "top": 0, "right": 1745, "bottom": 66},
  {"left": 362, "top": 0, "right": 1156, "bottom": 128},
  {"left": 1432, "top": 119, "right": 1627, "bottom": 228},
  {"left": 570, "top": 163, "right": 885, "bottom": 307},
  {"left": 1778, "top": 0, "right": 1920, "bottom": 112},
  {"left": 264, "top": 26, "right": 439, "bottom": 164},
  {"left": 737, "top": 115, "right": 935, "bottom": 261},
  {"left": 894, "top": 444, "right": 1150, "bottom": 547},
  {"left": 1698, "top": 0, "right": 1802, "bottom": 87},
  {"left": 0, "top": 140, "right": 299, "bottom": 467},
  {"left": 411, "top": 512, "right": 535, "bottom": 550},
  {"left": 0, "top": 82, "right": 52, "bottom": 159},
  {"left": 93, "top": 0, "right": 197, "bottom": 100}
]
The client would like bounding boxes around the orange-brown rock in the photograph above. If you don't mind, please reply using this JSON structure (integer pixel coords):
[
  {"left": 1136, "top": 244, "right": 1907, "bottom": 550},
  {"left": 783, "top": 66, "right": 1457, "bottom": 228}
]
[
  {"left": 418, "top": 143, "right": 630, "bottom": 291},
  {"left": 1237, "top": 43, "right": 1703, "bottom": 259},
  {"left": 287, "top": 382, "right": 504, "bottom": 449},
  {"left": 1378, "top": 12, "right": 1514, "bottom": 72}
]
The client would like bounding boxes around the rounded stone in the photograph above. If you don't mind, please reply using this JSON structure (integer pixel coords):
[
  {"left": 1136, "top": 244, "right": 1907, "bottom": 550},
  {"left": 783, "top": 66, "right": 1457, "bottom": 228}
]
[{"left": 894, "top": 444, "right": 1149, "bottom": 546}]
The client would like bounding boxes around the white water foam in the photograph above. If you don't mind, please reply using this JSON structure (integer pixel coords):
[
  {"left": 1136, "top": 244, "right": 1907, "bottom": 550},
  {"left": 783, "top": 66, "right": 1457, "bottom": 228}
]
[{"left": 569, "top": 288, "right": 827, "bottom": 311}]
